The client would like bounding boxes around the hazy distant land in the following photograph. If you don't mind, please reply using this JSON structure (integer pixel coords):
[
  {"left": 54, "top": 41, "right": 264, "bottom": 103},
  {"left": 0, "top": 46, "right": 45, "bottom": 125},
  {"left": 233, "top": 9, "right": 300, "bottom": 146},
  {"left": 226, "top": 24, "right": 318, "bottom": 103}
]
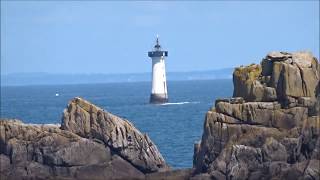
[{"left": 1, "top": 68, "right": 233, "bottom": 86}]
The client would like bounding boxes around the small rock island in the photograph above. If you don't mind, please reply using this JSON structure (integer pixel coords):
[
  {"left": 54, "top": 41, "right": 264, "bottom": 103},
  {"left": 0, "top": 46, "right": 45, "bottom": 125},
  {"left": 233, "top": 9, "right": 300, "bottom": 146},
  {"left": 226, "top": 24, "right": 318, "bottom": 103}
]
[{"left": 0, "top": 51, "right": 319, "bottom": 180}]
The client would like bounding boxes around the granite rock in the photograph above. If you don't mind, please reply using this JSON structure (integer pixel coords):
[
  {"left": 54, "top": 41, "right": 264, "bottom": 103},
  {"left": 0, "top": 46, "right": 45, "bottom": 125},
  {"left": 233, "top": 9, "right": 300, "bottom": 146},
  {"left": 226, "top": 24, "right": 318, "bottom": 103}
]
[
  {"left": 0, "top": 119, "right": 146, "bottom": 180},
  {"left": 194, "top": 51, "right": 320, "bottom": 180},
  {"left": 0, "top": 97, "right": 169, "bottom": 179},
  {"left": 233, "top": 51, "right": 319, "bottom": 107},
  {"left": 61, "top": 97, "right": 169, "bottom": 173}
]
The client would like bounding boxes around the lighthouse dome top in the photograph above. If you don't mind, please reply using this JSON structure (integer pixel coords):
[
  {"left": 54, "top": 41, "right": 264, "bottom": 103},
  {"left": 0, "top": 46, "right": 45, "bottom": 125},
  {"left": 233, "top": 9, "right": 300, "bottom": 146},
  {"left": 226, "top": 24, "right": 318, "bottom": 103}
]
[{"left": 148, "top": 35, "right": 168, "bottom": 57}]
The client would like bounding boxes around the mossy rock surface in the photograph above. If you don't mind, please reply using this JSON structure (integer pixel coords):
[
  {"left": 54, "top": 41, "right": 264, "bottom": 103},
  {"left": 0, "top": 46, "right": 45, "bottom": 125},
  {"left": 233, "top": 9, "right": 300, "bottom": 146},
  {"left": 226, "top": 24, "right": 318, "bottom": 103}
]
[{"left": 234, "top": 64, "right": 262, "bottom": 82}]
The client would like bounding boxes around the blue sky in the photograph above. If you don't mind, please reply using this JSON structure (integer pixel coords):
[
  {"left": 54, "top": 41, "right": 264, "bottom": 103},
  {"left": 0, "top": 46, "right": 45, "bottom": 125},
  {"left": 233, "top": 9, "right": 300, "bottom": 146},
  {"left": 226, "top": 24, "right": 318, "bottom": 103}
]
[{"left": 1, "top": 1, "right": 319, "bottom": 74}]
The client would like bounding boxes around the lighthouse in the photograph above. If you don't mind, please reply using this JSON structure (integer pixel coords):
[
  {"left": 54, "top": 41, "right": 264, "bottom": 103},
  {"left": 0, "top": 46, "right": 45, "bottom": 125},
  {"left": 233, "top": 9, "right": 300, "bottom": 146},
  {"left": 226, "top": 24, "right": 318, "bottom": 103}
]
[{"left": 148, "top": 35, "right": 168, "bottom": 104}]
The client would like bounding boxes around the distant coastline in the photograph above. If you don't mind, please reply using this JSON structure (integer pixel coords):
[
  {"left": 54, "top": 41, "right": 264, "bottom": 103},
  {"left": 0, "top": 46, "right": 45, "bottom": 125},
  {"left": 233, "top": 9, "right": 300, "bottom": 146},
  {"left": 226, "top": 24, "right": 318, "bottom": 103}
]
[{"left": 1, "top": 68, "right": 233, "bottom": 86}]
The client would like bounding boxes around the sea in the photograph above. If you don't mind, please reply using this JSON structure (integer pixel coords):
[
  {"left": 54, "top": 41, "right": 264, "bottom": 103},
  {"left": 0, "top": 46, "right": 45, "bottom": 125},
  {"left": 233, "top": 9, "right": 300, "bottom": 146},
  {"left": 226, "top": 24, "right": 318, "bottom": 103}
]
[{"left": 0, "top": 79, "right": 233, "bottom": 169}]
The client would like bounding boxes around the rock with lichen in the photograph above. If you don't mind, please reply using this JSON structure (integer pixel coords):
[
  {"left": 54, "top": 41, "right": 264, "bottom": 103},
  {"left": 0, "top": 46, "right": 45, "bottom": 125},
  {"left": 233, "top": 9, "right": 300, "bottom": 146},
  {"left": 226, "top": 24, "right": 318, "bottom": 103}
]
[
  {"left": 233, "top": 64, "right": 277, "bottom": 102},
  {"left": 233, "top": 51, "right": 319, "bottom": 107},
  {"left": 193, "top": 51, "right": 320, "bottom": 180}
]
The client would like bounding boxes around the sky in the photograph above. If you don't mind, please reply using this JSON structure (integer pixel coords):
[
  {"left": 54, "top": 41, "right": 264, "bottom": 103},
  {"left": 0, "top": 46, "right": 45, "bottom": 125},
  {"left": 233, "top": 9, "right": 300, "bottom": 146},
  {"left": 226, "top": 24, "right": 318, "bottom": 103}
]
[{"left": 1, "top": 1, "right": 319, "bottom": 75}]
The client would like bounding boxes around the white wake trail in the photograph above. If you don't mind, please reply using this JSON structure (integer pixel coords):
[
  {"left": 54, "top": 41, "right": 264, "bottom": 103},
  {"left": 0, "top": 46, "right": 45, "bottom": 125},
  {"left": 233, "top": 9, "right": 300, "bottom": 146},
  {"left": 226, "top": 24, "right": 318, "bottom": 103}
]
[{"left": 160, "top": 101, "right": 200, "bottom": 106}]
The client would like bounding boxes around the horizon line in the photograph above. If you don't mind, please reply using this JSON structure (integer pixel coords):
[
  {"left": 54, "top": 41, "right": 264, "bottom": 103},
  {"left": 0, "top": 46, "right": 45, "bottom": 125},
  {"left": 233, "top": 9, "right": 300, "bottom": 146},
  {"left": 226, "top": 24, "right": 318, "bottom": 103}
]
[{"left": 0, "top": 67, "right": 235, "bottom": 76}]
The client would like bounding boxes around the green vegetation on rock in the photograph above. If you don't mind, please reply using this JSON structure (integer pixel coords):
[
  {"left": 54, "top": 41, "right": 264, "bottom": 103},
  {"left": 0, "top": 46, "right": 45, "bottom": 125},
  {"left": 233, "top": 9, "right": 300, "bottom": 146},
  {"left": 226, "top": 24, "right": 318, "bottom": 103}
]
[{"left": 234, "top": 64, "right": 262, "bottom": 82}]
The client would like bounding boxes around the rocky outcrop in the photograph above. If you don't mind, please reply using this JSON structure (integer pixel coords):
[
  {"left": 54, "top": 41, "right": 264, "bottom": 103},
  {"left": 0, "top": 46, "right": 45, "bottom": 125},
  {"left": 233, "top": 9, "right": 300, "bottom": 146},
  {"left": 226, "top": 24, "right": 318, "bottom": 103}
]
[
  {"left": 0, "top": 97, "right": 168, "bottom": 180},
  {"left": 61, "top": 97, "right": 168, "bottom": 173},
  {"left": 233, "top": 51, "right": 319, "bottom": 108},
  {"left": 193, "top": 51, "right": 320, "bottom": 180}
]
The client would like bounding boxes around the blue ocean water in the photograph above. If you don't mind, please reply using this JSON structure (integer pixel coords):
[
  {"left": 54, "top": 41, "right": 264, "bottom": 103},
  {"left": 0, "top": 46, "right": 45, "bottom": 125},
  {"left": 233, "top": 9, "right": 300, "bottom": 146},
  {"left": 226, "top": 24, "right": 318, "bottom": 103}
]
[{"left": 0, "top": 79, "right": 233, "bottom": 169}]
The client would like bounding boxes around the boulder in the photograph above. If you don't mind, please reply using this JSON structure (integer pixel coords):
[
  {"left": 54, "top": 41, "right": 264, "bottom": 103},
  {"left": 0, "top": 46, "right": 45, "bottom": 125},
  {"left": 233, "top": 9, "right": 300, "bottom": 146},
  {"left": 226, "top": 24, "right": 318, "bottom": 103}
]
[
  {"left": 234, "top": 51, "right": 319, "bottom": 106},
  {"left": 272, "top": 61, "right": 314, "bottom": 99},
  {"left": 61, "top": 97, "right": 169, "bottom": 173},
  {"left": 266, "top": 51, "right": 292, "bottom": 60},
  {"left": 233, "top": 64, "right": 277, "bottom": 102}
]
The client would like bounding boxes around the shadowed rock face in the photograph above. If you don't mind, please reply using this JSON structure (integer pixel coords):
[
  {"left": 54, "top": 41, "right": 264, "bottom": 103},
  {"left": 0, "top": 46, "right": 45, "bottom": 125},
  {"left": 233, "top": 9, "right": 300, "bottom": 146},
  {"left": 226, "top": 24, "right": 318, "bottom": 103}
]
[
  {"left": 193, "top": 51, "right": 320, "bottom": 180},
  {"left": 61, "top": 97, "right": 169, "bottom": 173},
  {"left": 0, "top": 98, "right": 168, "bottom": 180}
]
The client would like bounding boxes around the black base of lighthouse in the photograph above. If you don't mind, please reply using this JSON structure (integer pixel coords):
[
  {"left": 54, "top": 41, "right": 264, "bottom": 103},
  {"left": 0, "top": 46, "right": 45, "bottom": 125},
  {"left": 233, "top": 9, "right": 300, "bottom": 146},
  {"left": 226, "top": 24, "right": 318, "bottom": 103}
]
[{"left": 150, "top": 93, "right": 168, "bottom": 104}]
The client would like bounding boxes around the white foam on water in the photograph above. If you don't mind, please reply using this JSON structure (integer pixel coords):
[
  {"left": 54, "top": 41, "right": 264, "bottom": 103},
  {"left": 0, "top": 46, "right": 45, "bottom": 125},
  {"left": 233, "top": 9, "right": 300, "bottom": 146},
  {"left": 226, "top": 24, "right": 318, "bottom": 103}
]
[{"left": 160, "top": 101, "right": 200, "bottom": 106}]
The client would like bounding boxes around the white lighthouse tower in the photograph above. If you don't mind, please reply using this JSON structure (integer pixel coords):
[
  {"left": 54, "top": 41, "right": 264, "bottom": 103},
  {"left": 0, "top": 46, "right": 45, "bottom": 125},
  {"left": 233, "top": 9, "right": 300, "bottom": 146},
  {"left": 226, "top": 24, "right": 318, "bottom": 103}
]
[{"left": 148, "top": 35, "right": 168, "bottom": 104}]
